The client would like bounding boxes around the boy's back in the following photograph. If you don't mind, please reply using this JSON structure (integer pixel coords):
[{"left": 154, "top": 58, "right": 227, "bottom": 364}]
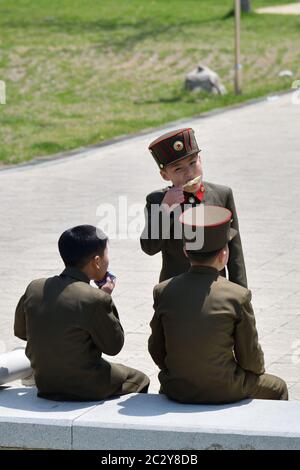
[
  {"left": 148, "top": 205, "right": 288, "bottom": 404},
  {"left": 149, "top": 267, "right": 262, "bottom": 404},
  {"left": 14, "top": 225, "right": 150, "bottom": 401},
  {"left": 14, "top": 267, "right": 125, "bottom": 401}
]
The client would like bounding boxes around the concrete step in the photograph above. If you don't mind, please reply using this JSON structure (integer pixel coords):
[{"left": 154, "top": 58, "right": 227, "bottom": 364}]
[{"left": 0, "top": 387, "right": 300, "bottom": 450}]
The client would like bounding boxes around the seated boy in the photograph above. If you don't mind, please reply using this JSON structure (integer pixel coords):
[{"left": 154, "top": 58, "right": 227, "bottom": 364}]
[
  {"left": 14, "top": 225, "right": 149, "bottom": 401},
  {"left": 141, "top": 127, "right": 247, "bottom": 287},
  {"left": 148, "top": 205, "right": 287, "bottom": 403}
]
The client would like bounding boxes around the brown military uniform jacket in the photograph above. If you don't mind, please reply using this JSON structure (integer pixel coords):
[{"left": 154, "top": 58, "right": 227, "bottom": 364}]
[
  {"left": 148, "top": 265, "right": 265, "bottom": 404},
  {"left": 14, "top": 267, "right": 130, "bottom": 401},
  {"left": 141, "top": 181, "right": 247, "bottom": 287}
]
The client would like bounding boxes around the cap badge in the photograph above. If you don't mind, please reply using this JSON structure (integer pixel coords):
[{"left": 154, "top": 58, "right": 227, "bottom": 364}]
[{"left": 173, "top": 141, "right": 184, "bottom": 151}]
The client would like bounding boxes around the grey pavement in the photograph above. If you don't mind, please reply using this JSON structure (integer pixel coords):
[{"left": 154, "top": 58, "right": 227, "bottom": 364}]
[
  {"left": 0, "top": 91, "right": 300, "bottom": 398},
  {"left": 257, "top": 2, "right": 300, "bottom": 15}
]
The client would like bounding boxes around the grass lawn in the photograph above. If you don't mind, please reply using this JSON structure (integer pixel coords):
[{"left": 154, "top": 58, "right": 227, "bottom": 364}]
[{"left": 0, "top": 0, "right": 299, "bottom": 165}]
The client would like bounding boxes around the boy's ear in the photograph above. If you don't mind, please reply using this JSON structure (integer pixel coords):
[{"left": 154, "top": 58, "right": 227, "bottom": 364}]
[
  {"left": 216, "top": 249, "right": 223, "bottom": 264},
  {"left": 93, "top": 255, "right": 101, "bottom": 268},
  {"left": 218, "top": 246, "right": 227, "bottom": 263},
  {"left": 160, "top": 169, "right": 170, "bottom": 181}
]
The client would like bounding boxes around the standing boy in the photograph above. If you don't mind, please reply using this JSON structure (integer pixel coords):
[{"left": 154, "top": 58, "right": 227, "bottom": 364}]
[{"left": 141, "top": 127, "right": 247, "bottom": 287}]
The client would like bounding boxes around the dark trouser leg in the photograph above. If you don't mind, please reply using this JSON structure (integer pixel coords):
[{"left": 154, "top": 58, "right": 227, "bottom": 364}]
[
  {"left": 249, "top": 373, "right": 288, "bottom": 400},
  {"left": 112, "top": 364, "right": 150, "bottom": 396}
]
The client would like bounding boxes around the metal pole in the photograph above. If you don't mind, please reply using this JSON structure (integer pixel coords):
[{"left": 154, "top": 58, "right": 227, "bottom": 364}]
[{"left": 234, "top": 0, "right": 242, "bottom": 94}]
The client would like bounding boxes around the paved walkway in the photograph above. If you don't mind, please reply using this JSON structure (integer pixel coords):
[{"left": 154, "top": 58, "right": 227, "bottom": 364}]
[
  {"left": 1, "top": 92, "right": 300, "bottom": 398},
  {"left": 257, "top": 2, "right": 300, "bottom": 15}
]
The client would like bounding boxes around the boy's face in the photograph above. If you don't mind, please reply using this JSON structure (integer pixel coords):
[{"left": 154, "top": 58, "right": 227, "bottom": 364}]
[
  {"left": 160, "top": 153, "right": 203, "bottom": 193},
  {"left": 90, "top": 244, "right": 109, "bottom": 281}
]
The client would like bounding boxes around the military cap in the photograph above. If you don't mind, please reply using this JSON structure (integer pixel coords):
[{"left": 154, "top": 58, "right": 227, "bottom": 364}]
[
  {"left": 179, "top": 205, "right": 237, "bottom": 253},
  {"left": 148, "top": 128, "right": 200, "bottom": 169}
]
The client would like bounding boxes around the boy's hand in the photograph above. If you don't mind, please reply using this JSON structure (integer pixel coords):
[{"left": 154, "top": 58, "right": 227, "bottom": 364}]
[
  {"left": 95, "top": 272, "right": 116, "bottom": 295},
  {"left": 100, "top": 274, "right": 116, "bottom": 295},
  {"left": 161, "top": 187, "right": 185, "bottom": 209}
]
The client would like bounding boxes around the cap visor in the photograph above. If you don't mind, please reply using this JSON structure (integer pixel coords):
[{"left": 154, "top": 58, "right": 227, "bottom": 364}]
[{"left": 163, "top": 149, "right": 201, "bottom": 167}]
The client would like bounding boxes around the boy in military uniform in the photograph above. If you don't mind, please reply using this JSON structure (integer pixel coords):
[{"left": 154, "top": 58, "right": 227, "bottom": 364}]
[
  {"left": 14, "top": 225, "right": 149, "bottom": 401},
  {"left": 141, "top": 128, "right": 247, "bottom": 287},
  {"left": 148, "top": 205, "right": 288, "bottom": 403}
]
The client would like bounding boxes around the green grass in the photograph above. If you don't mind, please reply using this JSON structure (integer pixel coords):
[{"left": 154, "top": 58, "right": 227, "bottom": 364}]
[{"left": 0, "top": 0, "right": 299, "bottom": 164}]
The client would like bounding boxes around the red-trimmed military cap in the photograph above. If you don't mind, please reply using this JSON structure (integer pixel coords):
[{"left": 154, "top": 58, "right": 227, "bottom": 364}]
[
  {"left": 179, "top": 205, "right": 237, "bottom": 254},
  {"left": 148, "top": 128, "right": 200, "bottom": 169}
]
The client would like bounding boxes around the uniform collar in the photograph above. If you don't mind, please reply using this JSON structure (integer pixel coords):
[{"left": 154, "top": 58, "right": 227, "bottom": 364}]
[
  {"left": 188, "top": 265, "right": 219, "bottom": 278},
  {"left": 184, "top": 182, "right": 205, "bottom": 204},
  {"left": 60, "top": 267, "right": 90, "bottom": 284}
]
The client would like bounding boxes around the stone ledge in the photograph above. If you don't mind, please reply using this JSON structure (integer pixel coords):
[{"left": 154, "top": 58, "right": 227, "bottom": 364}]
[{"left": 0, "top": 387, "right": 300, "bottom": 450}]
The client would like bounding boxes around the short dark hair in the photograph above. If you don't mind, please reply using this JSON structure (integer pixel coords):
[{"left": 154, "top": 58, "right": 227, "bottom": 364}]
[
  {"left": 185, "top": 248, "right": 221, "bottom": 265},
  {"left": 58, "top": 225, "right": 108, "bottom": 268}
]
